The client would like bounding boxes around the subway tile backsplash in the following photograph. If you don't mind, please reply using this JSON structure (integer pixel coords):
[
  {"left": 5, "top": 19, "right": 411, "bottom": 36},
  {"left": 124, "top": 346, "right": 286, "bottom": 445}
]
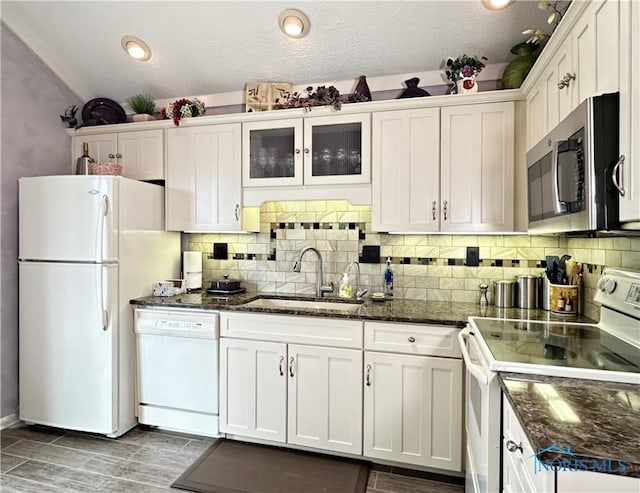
[{"left": 187, "top": 201, "right": 640, "bottom": 321}]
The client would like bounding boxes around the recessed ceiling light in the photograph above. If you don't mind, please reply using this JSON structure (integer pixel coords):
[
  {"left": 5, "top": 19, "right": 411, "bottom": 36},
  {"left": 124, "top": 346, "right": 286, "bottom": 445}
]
[
  {"left": 121, "top": 35, "right": 152, "bottom": 61},
  {"left": 481, "top": 0, "right": 514, "bottom": 10},
  {"left": 278, "top": 9, "right": 310, "bottom": 39}
]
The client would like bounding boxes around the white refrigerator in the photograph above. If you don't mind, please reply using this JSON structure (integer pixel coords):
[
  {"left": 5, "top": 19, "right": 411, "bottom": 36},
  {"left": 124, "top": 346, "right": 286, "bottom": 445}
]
[{"left": 18, "top": 175, "right": 180, "bottom": 437}]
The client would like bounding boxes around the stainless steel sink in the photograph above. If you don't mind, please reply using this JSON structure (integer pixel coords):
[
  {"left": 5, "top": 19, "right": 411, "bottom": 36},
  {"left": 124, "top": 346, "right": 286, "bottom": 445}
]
[{"left": 244, "top": 298, "right": 362, "bottom": 313}]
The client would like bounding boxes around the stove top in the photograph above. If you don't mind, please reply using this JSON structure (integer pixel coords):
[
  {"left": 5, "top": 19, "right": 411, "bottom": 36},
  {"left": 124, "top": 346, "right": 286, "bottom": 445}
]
[{"left": 468, "top": 317, "right": 640, "bottom": 384}]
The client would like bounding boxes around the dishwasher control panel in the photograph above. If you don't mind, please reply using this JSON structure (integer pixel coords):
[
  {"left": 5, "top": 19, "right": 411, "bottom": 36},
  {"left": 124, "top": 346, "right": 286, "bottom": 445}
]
[
  {"left": 135, "top": 308, "right": 219, "bottom": 339},
  {"left": 155, "top": 320, "right": 204, "bottom": 331}
]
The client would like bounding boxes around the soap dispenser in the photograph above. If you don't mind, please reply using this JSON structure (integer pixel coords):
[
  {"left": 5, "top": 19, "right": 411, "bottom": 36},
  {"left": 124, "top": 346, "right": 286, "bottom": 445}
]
[
  {"left": 338, "top": 272, "right": 353, "bottom": 299},
  {"left": 384, "top": 257, "right": 394, "bottom": 298}
]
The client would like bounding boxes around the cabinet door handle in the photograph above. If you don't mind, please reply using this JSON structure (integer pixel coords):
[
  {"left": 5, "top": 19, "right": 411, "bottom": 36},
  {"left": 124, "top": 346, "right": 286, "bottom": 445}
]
[
  {"left": 506, "top": 440, "right": 523, "bottom": 453},
  {"left": 234, "top": 204, "right": 240, "bottom": 221},
  {"left": 295, "top": 148, "right": 301, "bottom": 154},
  {"left": 558, "top": 73, "right": 575, "bottom": 89},
  {"left": 408, "top": 336, "right": 416, "bottom": 343},
  {"left": 432, "top": 201, "right": 437, "bottom": 221},
  {"left": 443, "top": 200, "right": 448, "bottom": 221},
  {"left": 108, "top": 153, "right": 115, "bottom": 159},
  {"left": 115, "top": 153, "right": 122, "bottom": 159},
  {"left": 365, "top": 364, "right": 372, "bottom": 387},
  {"left": 304, "top": 148, "right": 310, "bottom": 154},
  {"left": 612, "top": 155, "right": 626, "bottom": 197},
  {"left": 289, "top": 356, "right": 295, "bottom": 377},
  {"left": 279, "top": 355, "right": 285, "bottom": 376}
]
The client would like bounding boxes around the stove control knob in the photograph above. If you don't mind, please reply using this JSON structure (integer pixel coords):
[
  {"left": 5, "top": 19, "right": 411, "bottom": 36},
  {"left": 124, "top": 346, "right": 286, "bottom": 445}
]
[
  {"left": 597, "top": 278, "right": 608, "bottom": 292},
  {"left": 604, "top": 279, "right": 617, "bottom": 294}
]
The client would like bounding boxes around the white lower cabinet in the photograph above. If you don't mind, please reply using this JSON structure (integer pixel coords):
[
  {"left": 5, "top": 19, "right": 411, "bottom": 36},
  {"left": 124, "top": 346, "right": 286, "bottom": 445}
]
[
  {"left": 362, "top": 321, "right": 463, "bottom": 471},
  {"left": 502, "top": 393, "right": 638, "bottom": 493},
  {"left": 288, "top": 345, "right": 363, "bottom": 454},
  {"left": 363, "top": 351, "right": 462, "bottom": 471},
  {"left": 502, "top": 394, "right": 554, "bottom": 493},
  {"left": 219, "top": 338, "right": 287, "bottom": 442},
  {"left": 219, "top": 335, "right": 362, "bottom": 454}
]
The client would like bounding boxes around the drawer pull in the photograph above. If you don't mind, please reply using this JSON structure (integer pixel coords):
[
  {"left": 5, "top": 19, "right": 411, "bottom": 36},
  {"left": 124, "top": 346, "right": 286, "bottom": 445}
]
[
  {"left": 408, "top": 336, "right": 416, "bottom": 343},
  {"left": 506, "top": 440, "right": 523, "bottom": 453}
]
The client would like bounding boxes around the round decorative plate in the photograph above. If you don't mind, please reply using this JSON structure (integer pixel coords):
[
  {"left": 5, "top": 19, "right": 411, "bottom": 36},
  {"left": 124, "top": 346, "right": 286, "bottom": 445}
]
[{"left": 81, "top": 98, "right": 126, "bottom": 125}]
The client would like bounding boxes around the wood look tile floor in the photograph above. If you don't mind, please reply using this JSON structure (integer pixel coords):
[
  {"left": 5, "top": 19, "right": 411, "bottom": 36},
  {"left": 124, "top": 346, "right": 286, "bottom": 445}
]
[{"left": 1, "top": 425, "right": 464, "bottom": 493}]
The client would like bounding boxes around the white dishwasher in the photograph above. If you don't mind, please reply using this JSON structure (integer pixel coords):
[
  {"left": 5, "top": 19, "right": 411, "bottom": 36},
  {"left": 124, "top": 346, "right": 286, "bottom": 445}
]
[{"left": 134, "top": 308, "right": 219, "bottom": 437}]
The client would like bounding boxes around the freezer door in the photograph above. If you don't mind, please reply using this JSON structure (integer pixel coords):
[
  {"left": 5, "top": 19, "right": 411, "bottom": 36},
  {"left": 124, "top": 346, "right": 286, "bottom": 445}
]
[
  {"left": 19, "top": 261, "right": 118, "bottom": 434},
  {"left": 19, "top": 176, "right": 118, "bottom": 262}
]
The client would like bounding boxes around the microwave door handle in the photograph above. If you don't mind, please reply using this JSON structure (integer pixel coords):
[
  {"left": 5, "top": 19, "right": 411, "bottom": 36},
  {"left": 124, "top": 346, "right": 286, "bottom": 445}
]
[
  {"left": 457, "top": 327, "right": 490, "bottom": 385},
  {"left": 551, "top": 140, "right": 563, "bottom": 214}
]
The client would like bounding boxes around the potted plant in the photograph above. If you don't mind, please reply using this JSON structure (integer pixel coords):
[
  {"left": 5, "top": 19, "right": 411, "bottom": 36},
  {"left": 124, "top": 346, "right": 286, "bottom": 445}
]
[
  {"left": 445, "top": 55, "right": 488, "bottom": 94},
  {"left": 128, "top": 94, "right": 157, "bottom": 121},
  {"left": 162, "top": 98, "right": 206, "bottom": 126}
]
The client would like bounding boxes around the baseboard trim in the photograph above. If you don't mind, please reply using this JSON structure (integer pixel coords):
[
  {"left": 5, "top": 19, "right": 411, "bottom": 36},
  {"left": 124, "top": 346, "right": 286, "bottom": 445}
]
[{"left": 0, "top": 413, "right": 20, "bottom": 429}]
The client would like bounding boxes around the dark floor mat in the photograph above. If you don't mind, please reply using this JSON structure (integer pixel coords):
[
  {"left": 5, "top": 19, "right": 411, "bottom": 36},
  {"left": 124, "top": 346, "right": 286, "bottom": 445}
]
[{"left": 172, "top": 439, "right": 370, "bottom": 493}]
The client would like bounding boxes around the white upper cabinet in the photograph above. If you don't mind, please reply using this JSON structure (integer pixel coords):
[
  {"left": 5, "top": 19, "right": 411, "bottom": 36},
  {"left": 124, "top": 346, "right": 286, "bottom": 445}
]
[
  {"left": 166, "top": 123, "right": 243, "bottom": 232},
  {"left": 618, "top": 0, "right": 640, "bottom": 222},
  {"left": 243, "top": 113, "right": 370, "bottom": 187},
  {"left": 524, "top": 0, "right": 621, "bottom": 151},
  {"left": 372, "top": 102, "right": 515, "bottom": 233},
  {"left": 372, "top": 108, "right": 440, "bottom": 232},
  {"left": 72, "top": 130, "right": 163, "bottom": 181},
  {"left": 572, "top": 0, "right": 620, "bottom": 106},
  {"left": 440, "top": 101, "right": 515, "bottom": 233}
]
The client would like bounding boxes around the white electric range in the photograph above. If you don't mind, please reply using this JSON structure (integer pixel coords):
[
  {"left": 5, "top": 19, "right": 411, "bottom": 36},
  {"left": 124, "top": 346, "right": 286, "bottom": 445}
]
[{"left": 458, "top": 267, "right": 640, "bottom": 493}]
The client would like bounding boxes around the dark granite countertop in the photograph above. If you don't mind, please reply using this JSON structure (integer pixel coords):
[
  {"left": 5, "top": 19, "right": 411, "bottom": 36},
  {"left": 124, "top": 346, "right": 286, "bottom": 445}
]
[
  {"left": 130, "top": 292, "right": 597, "bottom": 326},
  {"left": 499, "top": 373, "right": 640, "bottom": 478}
]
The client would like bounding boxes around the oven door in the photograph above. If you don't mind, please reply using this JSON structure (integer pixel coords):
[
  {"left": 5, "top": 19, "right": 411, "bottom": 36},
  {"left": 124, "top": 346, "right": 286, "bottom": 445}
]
[{"left": 458, "top": 326, "right": 501, "bottom": 493}]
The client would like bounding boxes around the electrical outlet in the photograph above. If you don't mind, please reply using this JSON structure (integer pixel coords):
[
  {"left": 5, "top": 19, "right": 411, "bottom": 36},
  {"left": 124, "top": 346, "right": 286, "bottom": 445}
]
[
  {"left": 213, "top": 243, "right": 228, "bottom": 260},
  {"left": 466, "top": 246, "right": 480, "bottom": 267}
]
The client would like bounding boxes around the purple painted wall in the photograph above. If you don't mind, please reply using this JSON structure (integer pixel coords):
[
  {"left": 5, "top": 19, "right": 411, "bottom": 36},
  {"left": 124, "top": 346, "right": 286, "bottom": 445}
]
[{"left": 1, "top": 23, "right": 82, "bottom": 419}]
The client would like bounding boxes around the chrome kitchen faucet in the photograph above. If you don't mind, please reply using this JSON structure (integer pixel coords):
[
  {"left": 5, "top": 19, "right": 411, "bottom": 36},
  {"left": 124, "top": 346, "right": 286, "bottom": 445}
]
[{"left": 292, "top": 246, "right": 334, "bottom": 298}]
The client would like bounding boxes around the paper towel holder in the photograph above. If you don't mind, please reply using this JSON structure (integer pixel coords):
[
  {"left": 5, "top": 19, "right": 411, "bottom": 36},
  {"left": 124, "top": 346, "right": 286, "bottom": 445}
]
[{"left": 183, "top": 251, "right": 203, "bottom": 291}]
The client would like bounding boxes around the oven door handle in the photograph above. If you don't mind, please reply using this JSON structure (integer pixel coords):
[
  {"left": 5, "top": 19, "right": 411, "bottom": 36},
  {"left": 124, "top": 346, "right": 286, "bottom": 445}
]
[{"left": 458, "top": 326, "right": 491, "bottom": 385}]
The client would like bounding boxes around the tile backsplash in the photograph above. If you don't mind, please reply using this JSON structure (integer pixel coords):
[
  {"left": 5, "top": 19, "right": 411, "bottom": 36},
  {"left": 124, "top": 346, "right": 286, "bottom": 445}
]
[{"left": 187, "top": 201, "right": 640, "bottom": 321}]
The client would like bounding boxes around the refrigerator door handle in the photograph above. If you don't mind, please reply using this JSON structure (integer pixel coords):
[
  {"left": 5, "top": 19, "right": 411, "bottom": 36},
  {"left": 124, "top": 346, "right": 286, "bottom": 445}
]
[
  {"left": 96, "top": 265, "right": 109, "bottom": 331},
  {"left": 95, "top": 195, "right": 109, "bottom": 263}
]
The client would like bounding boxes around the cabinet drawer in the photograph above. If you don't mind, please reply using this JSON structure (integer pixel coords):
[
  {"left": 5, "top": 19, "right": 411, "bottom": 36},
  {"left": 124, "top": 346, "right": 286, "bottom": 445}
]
[
  {"left": 220, "top": 312, "right": 363, "bottom": 348},
  {"left": 364, "top": 322, "right": 461, "bottom": 358}
]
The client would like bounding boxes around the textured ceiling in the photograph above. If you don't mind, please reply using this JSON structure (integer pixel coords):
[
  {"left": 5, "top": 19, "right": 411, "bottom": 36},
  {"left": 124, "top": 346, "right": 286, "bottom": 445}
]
[{"left": 1, "top": 1, "right": 550, "bottom": 103}]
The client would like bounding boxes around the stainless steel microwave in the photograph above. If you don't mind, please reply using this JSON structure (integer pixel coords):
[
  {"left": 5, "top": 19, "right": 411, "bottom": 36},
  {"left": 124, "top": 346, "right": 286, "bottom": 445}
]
[{"left": 526, "top": 93, "right": 620, "bottom": 235}]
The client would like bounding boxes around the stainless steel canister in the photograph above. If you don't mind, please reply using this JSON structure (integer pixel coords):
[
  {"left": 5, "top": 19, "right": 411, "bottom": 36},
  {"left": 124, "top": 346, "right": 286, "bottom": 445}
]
[
  {"left": 517, "top": 275, "right": 538, "bottom": 309},
  {"left": 494, "top": 280, "right": 515, "bottom": 308},
  {"left": 538, "top": 274, "right": 550, "bottom": 310}
]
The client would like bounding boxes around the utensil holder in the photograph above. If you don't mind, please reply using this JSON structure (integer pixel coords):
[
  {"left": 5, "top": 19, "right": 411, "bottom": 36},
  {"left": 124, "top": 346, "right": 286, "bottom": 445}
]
[{"left": 549, "top": 283, "right": 578, "bottom": 315}]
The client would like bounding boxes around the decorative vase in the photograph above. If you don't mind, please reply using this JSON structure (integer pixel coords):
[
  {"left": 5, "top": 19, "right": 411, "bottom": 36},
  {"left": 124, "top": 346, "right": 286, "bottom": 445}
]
[
  {"left": 501, "top": 42, "right": 539, "bottom": 89},
  {"left": 354, "top": 75, "right": 372, "bottom": 102},
  {"left": 456, "top": 77, "right": 478, "bottom": 94},
  {"left": 398, "top": 77, "right": 431, "bottom": 98}
]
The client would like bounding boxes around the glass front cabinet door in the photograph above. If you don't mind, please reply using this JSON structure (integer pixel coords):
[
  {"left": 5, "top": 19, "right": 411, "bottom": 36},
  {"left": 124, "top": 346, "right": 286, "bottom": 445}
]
[
  {"left": 242, "top": 119, "right": 304, "bottom": 187},
  {"left": 303, "top": 113, "right": 371, "bottom": 185},
  {"left": 242, "top": 113, "right": 371, "bottom": 187}
]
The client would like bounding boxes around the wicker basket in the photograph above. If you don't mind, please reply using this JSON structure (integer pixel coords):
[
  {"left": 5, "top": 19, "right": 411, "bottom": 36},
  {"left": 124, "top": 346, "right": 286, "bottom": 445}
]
[{"left": 90, "top": 162, "right": 122, "bottom": 176}]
